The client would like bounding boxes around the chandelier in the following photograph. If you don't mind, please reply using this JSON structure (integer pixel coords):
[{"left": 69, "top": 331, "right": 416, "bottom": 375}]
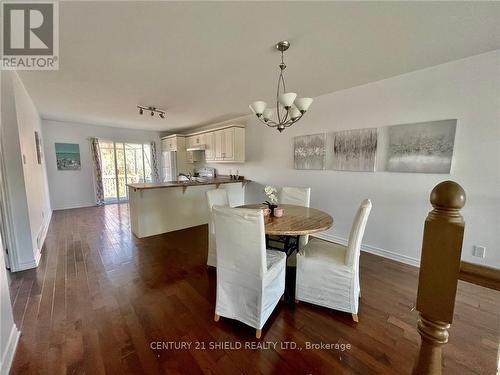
[{"left": 249, "top": 41, "right": 313, "bottom": 132}]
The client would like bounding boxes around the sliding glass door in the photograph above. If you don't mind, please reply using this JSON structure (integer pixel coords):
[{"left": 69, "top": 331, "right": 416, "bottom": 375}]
[{"left": 99, "top": 141, "right": 153, "bottom": 203}]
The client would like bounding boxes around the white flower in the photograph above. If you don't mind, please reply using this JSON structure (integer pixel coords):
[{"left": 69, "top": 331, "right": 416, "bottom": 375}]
[{"left": 264, "top": 185, "right": 278, "bottom": 203}]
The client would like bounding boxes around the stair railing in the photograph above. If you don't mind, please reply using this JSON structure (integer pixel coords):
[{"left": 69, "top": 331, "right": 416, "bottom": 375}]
[{"left": 413, "top": 180, "right": 500, "bottom": 374}]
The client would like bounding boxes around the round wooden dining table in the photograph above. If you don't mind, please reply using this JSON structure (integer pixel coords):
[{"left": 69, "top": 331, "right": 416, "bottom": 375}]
[
  {"left": 239, "top": 203, "right": 333, "bottom": 236},
  {"left": 238, "top": 204, "right": 334, "bottom": 256}
]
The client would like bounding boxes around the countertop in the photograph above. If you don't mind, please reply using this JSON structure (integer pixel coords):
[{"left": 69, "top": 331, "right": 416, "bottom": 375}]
[{"left": 127, "top": 177, "right": 249, "bottom": 190}]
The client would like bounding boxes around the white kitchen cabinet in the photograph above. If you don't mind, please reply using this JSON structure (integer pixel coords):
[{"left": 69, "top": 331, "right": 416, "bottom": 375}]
[
  {"left": 214, "top": 130, "right": 224, "bottom": 160},
  {"left": 160, "top": 135, "right": 191, "bottom": 176},
  {"left": 205, "top": 132, "right": 215, "bottom": 161},
  {"left": 211, "top": 126, "right": 244, "bottom": 163},
  {"left": 178, "top": 126, "right": 245, "bottom": 163},
  {"left": 187, "top": 134, "right": 206, "bottom": 149},
  {"left": 161, "top": 135, "right": 182, "bottom": 152},
  {"left": 223, "top": 128, "right": 234, "bottom": 159}
]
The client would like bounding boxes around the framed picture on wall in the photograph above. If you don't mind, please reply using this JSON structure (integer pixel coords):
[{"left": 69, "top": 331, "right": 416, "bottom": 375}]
[
  {"left": 55, "top": 143, "right": 81, "bottom": 170},
  {"left": 294, "top": 133, "right": 326, "bottom": 170},
  {"left": 34, "top": 131, "right": 42, "bottom": 164},
  {"left": 384, "top": 119, "right": 457, "bottom": 173}
]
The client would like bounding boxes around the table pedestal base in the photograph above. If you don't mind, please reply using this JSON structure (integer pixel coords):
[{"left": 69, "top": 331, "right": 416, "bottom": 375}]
[{"left": 266, "top": 234, "right": 300, "bottom": 302}]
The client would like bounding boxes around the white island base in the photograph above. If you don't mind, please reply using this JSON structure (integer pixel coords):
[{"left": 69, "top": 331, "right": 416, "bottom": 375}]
[{"left": 128, "top": 181, "right": 245, "bottom": 238}]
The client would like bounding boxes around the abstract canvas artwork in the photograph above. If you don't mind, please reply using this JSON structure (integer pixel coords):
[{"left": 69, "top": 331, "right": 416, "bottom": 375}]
[
  {"left": 327, "top": 128, "right": 377, "bottom": 172},
  {"left": 55, "top": 143, "right": 81, "bottom": 170},
  {"left": 385, "top": 119, "right": 457, "bottom": 173},
  {"left": 294, "top": 133, "right": 326, "bottom": 170}
]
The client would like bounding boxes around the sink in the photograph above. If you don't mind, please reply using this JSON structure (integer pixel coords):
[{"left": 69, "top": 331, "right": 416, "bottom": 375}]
[
  {"left": 176, "top": 177, "right": 208, "bottom": 184},
  {"left": 193, "top": 177, "right": 208, "bottom": 183}
]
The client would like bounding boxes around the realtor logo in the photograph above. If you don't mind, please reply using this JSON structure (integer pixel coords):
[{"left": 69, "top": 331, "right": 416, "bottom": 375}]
[{"left": 2, "top": 1, "right": 59, "bottom": 70}]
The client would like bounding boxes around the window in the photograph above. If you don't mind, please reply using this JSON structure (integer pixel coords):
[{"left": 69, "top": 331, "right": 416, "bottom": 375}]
[{"left": 99, "top": 141, "right": 152, "bottom": 203}]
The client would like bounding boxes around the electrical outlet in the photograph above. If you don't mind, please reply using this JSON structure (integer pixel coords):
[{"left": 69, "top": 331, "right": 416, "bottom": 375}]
[{"left": 473, "top": 245, "right": 486, "bottom": 258}]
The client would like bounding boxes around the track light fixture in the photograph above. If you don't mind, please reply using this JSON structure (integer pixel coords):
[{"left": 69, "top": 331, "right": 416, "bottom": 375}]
[{"left": 137, "top": 105, "right": 166, "bottom": 119}]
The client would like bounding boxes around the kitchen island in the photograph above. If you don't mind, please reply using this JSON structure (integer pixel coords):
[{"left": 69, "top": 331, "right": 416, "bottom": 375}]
[{"left": 127, "top": 178, "right": 248, "bottom": 238}]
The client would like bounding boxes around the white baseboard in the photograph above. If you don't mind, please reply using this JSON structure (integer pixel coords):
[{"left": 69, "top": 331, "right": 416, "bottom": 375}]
[
  {"left": 0, "top": 324, "right": 20, "bottom": 375},
  {"left": 37, "top": 209, "right": 52, "bottom": 252},
  {"left": 13, "top": 210, "right": 52, "bottom": 272},
  {"left": 312, "top": 233, "right": 420, "bottom": 268},
  {"left": 53, "top": 202, "right": 96, "bottom": 211}
]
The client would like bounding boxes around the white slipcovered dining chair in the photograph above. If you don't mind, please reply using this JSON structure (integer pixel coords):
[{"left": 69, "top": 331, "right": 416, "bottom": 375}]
[
  {"left": 279, "top": 187, "right": 311, "bottom": 250},
  {"left": 212, "top": 206, "right": 286, "bottom": 338},
  {"left": 279, "top": 186, "right": 311, "bottom": 207},
  {"left": 295, "top": 199, "right": 372, "bottom": 322},
  {"left": 206, "top": 189, "right": 229, "bottom": 267},
  {"left": 268, "top": 187, "right": 312, "bottom": 264}
]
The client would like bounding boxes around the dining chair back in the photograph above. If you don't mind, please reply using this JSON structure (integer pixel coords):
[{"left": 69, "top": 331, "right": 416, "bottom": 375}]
[
  {"left": 345, "top": 199, "right": 372, "bottom": 267},
  {"left": 212, "top": 206, "right": 267, "bottom": 277},
  {"left": 212, "top": 206, "right": 286, "bottom": 338},
  {"left": 206, "top": 189, "right": 229, "bottom": 267},
  {"left": 295, "top": 199, "right": 372, "bottom": 322},
  {"left": 278, "top": 187, "right": 312, "bottom": 250},
  {"left": 279, "top": 187, "right": 311, "bottom": 207}
]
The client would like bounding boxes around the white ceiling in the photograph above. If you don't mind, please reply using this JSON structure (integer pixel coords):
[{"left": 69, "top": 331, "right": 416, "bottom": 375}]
[{"left": 19, "top": 1, "right": 500, "bottom": 132}]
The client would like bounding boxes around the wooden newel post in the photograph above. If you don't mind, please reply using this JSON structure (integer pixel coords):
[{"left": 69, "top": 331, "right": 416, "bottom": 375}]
[{"left": 413, "top": 181, "right": 466, "bottom": 375}]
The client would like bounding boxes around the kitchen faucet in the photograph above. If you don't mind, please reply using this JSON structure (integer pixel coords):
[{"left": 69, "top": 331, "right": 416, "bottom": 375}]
[{"left": 178, "top": 172, "right": 192, "bottom": 181}]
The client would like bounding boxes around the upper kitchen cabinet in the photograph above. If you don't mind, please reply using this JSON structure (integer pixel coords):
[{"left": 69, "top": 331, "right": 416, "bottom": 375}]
[
  {"left": 205, "top": 132, "right": 215, "bottom": 161},
  {"left": 161, "top": 134, "right": 185, "bottom": 152},
  {"left": 187, "top": 133, "right": 205, "bottom": 148},
  {"left": 212, "top": 126, "right": 245, "bottom": 163}
]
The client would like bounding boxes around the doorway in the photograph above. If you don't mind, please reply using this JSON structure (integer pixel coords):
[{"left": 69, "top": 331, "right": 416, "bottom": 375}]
[{"left": 99, "top": 141, "right": 153, "bottom": 203}]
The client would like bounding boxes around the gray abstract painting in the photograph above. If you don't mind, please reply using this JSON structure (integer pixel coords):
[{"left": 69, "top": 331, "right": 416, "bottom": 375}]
[
  {"left": 386, "top": 119, "right": 457, "bottom": 173},
  {"left": 294, "top": 133, "right": 326, "bottom": 170},
  {"left": 328, "top": 128, "right": 377, "bottom": 172}
]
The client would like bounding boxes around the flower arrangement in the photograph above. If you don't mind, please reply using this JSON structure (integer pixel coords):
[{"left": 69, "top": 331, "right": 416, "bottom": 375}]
[
  {"left": 264, "top": 185, "right": 278, "bottom": 204},
  {"left": 263, "top": 186, "right": 279, "bottom": 217}
]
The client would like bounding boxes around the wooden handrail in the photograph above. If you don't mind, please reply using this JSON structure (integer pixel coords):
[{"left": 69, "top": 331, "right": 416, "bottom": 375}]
[{"left": 459, "top": 261, "right": 500, "bottom": 291}]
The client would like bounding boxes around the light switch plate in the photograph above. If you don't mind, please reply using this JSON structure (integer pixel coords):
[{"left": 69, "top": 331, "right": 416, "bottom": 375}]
[{"left": 473, "top": 245, "right": 486, "bottom": 258}]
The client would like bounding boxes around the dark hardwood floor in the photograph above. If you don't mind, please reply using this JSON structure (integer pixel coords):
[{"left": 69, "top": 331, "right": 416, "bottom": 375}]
[{"left": 8, "top": 204, "right": 499, "bottom": 374}]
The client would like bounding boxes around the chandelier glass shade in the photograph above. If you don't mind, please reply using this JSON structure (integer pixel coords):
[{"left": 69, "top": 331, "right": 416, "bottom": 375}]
[{"left": 249, "top": 41, "right": 313, "bottom": 132}]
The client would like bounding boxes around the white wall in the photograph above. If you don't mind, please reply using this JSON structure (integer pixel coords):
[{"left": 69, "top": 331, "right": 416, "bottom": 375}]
[
  {"left": 0, "top": 234, "right": 19, "bottom": 375},
  {"left": 0, "top": 72, "right": 20, "bottom": 374},
  {"left": 208, "top": 51, "right": 500, "bottom": 269},
  {"left": 12, "top": 73, "right": 52, "bottom": 261},
  {"left": 1, "top": 71, "right": 52, "bottom": 271},
  {"left": 42, "top": 120, "right": 161, "bottom": 210}
]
